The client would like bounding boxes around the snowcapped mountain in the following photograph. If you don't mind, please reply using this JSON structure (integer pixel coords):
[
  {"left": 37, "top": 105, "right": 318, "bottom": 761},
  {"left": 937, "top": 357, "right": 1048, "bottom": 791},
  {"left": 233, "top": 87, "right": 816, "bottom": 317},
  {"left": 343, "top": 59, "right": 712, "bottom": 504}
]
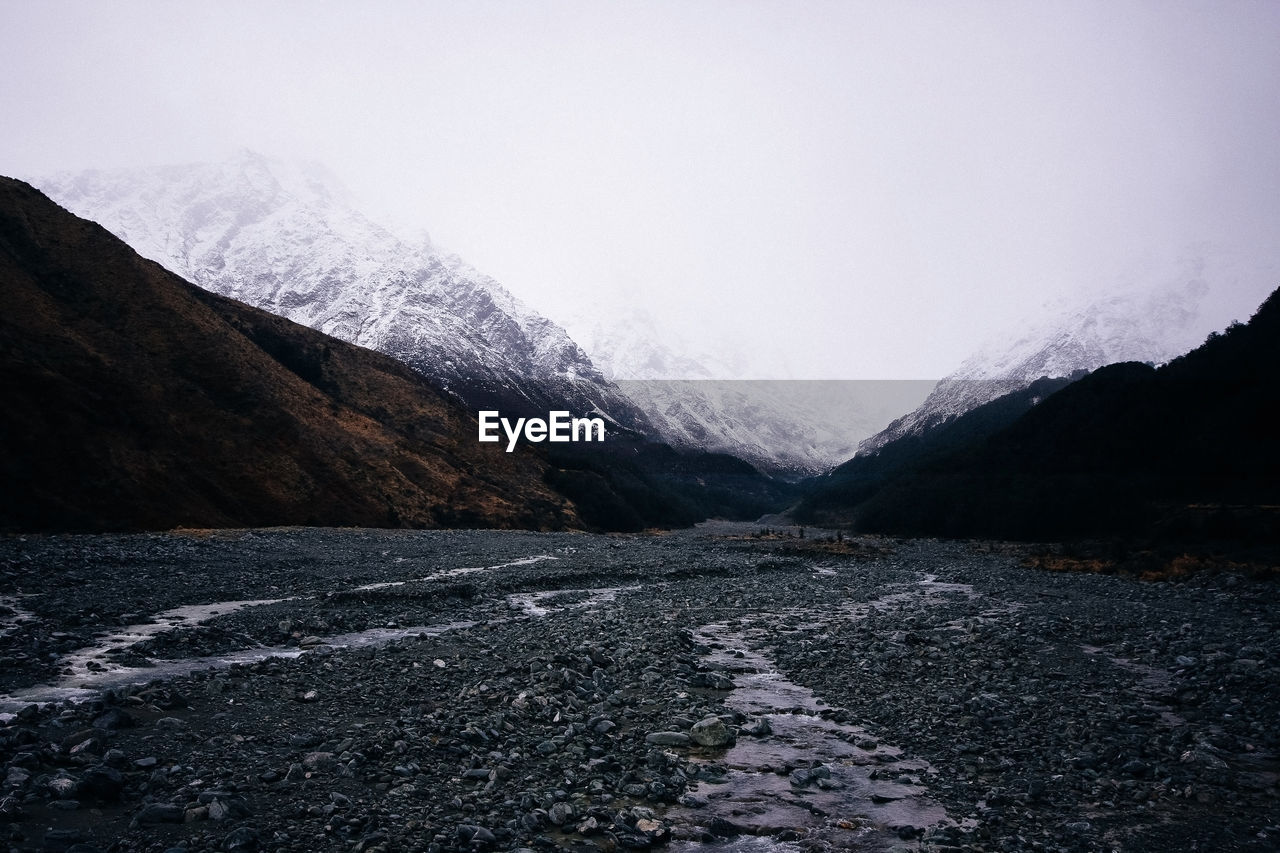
[
  {"left": 36, "top": 151, "right": 652, "bottom": 433},
  {"left": 614, "top": 378, "right": 934, "bottom": 477},
  {"left": 560, "top": 307, "right": 782, "bottom": 382},
  {"left": 858, "top": 257, "right": 1272, "bottom": 456},
  {"left": 553, "top": 307, "right": 932, "bottom": 476}
]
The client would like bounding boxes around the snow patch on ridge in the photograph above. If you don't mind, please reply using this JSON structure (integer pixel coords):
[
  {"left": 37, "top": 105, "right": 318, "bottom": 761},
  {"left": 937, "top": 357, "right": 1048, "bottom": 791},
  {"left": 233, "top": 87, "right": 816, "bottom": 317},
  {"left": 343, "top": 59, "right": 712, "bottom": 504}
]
[
  {"left": 37, "top": 151, "right": 651, "bottom": 434},
  {"left": 858, "top": 252, "right": 1275, "bottom": 456}
]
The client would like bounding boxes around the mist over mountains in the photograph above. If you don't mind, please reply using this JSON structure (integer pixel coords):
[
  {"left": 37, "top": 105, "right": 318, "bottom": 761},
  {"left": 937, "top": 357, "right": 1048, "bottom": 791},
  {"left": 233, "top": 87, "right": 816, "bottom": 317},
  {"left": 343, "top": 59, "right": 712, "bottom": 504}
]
[
  {"left": 38, "top": 152, "right": 653, "bottom": 436},
  {"left": 856, "top": 255, "right": 1271, "bottom": 456},
  {"left": 28, "top": 152, "right": 1277, "bottom": 499},
  {"left": 37, "top": 154, "right": 933, "bottom": 477},
  {"left": 555, "top": 253, "right": 1267, "bottom": 476},
  {"left": 801, "top": 285, "right": 1280, "bottom": 541}
]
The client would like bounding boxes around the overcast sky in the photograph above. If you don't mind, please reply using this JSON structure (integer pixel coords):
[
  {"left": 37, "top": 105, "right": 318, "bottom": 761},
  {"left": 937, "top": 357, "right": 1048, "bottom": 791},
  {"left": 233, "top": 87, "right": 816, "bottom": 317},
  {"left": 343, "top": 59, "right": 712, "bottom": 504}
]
[{"left": 3, "top": 1, "right": 1279, "bottom": 377}]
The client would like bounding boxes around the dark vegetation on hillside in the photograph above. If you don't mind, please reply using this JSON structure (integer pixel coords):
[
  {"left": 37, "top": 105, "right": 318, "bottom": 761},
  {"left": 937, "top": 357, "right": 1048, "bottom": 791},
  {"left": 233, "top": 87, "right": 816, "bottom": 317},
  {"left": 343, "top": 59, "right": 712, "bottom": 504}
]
[
  {"left": 796, "top": 374, "right": 1080, "bottom": 522},
  {"left": 0, "top": 178, "right": 792, "bottom": 534},
  {"left": 796, "top": 286, "right": 1280, "bottom": 543},
  {"left": 0, "top": 177, "right": 577, "bottom": 533}
]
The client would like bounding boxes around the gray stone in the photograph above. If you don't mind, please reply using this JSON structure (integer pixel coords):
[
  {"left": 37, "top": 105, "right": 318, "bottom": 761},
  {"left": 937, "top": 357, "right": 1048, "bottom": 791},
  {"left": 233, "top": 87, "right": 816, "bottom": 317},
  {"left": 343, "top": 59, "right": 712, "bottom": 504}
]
[
  {"left": 133, "top": 802, "right": 184, "bottom": 825},
  {"left": 690, "top": 716, "right": 732, "bottom": 747},
  {"left": 302, "top": 751, "right": 338, "bottom": 772},
  {"left": 645, "top": 731, "right": 690, "bottom": 747},
  {"left": 91, "top": 708, "right": 135, "bottom": 730},
  {"left": 79, "top": 765, "right": 124, "bottom": 801},
  {"left": 222, "top": 826, "right": 261, "bottom": 851}
]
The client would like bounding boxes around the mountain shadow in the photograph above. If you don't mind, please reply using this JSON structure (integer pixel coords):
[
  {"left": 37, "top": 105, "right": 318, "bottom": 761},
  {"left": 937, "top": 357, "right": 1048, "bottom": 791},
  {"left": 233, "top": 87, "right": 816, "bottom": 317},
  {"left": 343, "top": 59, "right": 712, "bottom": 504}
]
[{"left": 0, "top": 177, "right": 578, "bottom": 533}]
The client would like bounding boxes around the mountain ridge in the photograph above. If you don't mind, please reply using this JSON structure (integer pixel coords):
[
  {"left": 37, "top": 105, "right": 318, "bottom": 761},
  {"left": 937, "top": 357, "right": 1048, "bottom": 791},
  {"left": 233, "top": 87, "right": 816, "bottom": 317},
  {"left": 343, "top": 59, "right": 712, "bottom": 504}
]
[
  {"left": 819, "top": 285, "right": 1280, "bottom": 540},
  {"left": 37, "top": 152, "right": 653, "bottom": 436},
  {"left": 857, "top": 264, "right": 1267, "bottom": 456},
  {"left": 0, "top": 176, "right": 578, "bottom": 533}
]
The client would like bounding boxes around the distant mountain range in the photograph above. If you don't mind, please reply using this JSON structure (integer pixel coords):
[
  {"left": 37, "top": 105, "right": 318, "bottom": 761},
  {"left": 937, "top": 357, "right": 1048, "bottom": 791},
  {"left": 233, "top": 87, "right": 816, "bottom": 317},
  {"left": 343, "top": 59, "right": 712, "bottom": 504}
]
[
  {"left": 37, "top": 154, "right": 930, "bottom": 477},
  {"left": 32, "top": 153, "right": 1271, "bottom": 493},
  {"left": 38, "top": 151, "right": 652, "bottom": 435},
  {"left": 858, "top": 266, "right": 1266, "bottom": 456},
  {"left": 559, "top": 308, "right": 933, "bottom": 475},
  {"left": 0, "top": 177, "right": 576, "bottom": 532},
  {"left": 798, "top": 284, "right": 1280, "bottom": 541},
  {"left": 6, "top": 170, "right": 796, "bottom": 534}
]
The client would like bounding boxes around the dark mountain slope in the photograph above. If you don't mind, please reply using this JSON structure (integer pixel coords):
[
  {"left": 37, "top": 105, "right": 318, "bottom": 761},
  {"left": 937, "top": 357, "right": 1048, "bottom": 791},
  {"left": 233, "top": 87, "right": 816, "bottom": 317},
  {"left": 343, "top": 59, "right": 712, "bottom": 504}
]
[
  {"left": 794, "top": 374, "right": 1081, "bottom": 524},
  {"left": 545, "top": 440, "right": 798, "bottom": 532},
  {"left": 839, "top": 287, "right": 1280, "bottom": 541},
  {"left": 0, "top": 177, "right": 577, "bottom": 533}
]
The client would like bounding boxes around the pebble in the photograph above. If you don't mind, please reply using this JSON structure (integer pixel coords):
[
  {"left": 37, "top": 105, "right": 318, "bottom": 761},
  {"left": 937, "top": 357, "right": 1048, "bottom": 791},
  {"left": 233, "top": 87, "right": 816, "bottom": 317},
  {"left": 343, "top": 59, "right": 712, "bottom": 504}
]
[{"left": 1, "top": 528, "right": 1275, "bottom": 853}]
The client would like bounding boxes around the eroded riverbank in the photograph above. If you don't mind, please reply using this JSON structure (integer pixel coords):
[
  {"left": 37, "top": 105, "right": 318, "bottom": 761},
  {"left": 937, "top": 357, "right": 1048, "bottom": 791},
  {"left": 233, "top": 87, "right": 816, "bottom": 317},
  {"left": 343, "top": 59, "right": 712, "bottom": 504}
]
[{"left": 0, "top": 525, "right": 1276, "bottom": 853}]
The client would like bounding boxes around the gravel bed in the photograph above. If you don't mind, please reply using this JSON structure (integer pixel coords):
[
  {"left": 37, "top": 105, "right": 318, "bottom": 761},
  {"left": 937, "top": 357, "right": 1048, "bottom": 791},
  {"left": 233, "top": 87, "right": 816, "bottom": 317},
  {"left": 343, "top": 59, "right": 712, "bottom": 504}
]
[{"left": 0, "top": 526, "right": 1275, "bottom": 853}]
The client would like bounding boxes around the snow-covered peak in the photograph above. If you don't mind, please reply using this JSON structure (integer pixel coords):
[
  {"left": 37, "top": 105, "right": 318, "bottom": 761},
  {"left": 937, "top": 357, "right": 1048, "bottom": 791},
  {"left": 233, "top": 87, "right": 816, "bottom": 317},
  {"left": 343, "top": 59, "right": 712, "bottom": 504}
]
[
  {"left": 38, "top": 153, "right": 649, "bottom": 433},
  {"left": 555, "top": 305, "right": 791, "bottom": 382},
  {"left": 44, "top": 153, "right": 407, "bottom": 284},
  {"left": 952, "top": 266, "right": 1216, "bottom": 382},
  {"left": 858, "top": 250, "right": 1274, "bottom": 456}
]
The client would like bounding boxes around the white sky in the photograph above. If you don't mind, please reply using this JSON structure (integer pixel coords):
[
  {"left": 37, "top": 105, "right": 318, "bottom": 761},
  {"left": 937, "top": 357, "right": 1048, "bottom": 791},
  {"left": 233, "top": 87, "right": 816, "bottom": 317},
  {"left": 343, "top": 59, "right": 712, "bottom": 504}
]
[{"left": 3, "top": 0, "right": 1279, "bottom": 377}]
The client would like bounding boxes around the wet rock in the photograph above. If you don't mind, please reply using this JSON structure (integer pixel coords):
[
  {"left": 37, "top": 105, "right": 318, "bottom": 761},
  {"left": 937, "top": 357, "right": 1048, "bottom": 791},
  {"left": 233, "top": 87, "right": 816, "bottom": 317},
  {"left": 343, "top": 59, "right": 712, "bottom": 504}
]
[
  {"left": 0, "top": 793, "right": 23, "bottom": 821},
  {"left": 644, "top": 732, "right": 690, "bottom": 747},
  {"left": 46, "top": 773, "right": 80, "bottom": 799},
  {"left": 208, "top": 796, "right": 251, "bottom": 821},
  {"left": 1122, "top": 758, "right": 1151, "bottom": 777},
  {"left": 38, "top": 829, "right": 88, "bottom": 852},
  {"left": 4, "top": 766, "right": 30, "bottom": 788},
  {"left": 689, "top": 716, "right": 732, "bottom": 747},
  {"left": 222, "top": 825, "right": 261, "bottom": 851},
  {"left": 289, "top": 731, "right": 322, "bottom": 748},
  {"left": 708, "top": 816, "right": 749, "bottom": 837},
  {"left": 690, "top": 672, "right": 734, "bottom": 690},
  {"left": 302, "top": 751, "right": 337, "bottom": 772},
  {"left": 547, "top": 802, "right": 574, "bottom": 826},
  {"left": 132, "top": 802, "right": 184, "bottom": 826},
  {"left": 457, "top": 824, "right": 497, "bottom": 846},
  {"left": 78, "top": 766, "right": 124, "bottom": 801},
  {"left": 67, "top": 737, "right": 104, "bottom": 759},
  {"left": 634, "top": 818, "right": 669, "bottom": 842},
  {"left": 91, "top": 708, "right": 135, "bottom": 730}
]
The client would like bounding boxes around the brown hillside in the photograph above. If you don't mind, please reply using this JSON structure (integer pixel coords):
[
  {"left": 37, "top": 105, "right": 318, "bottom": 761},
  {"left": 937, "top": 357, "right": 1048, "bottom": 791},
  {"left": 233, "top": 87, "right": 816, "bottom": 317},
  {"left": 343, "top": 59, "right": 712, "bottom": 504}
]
[{"left": 0, "top": 177, "right": 578, "bottom": 532}]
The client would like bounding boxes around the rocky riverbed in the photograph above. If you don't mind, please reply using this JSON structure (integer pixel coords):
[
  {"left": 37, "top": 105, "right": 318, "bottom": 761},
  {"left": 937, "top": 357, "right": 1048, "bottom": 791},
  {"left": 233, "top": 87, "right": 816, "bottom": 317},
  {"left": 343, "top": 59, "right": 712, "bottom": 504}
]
[{"left": 0, "top": 524, "right": 1276, "bottom": 853}]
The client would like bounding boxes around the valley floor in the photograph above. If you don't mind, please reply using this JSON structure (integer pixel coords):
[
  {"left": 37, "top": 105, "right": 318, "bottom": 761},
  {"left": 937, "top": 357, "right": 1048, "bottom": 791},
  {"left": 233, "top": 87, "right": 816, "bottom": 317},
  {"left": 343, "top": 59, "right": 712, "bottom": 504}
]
[{"left": 0, "top": 525, "right": 1276, "bottom": 853}]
